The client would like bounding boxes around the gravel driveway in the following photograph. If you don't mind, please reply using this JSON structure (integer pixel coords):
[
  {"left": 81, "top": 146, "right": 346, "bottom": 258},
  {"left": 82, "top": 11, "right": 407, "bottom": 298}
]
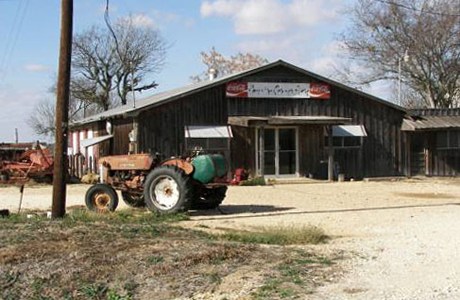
[{"left": 1, "top": 178, "right": 460, "bottom": 299}]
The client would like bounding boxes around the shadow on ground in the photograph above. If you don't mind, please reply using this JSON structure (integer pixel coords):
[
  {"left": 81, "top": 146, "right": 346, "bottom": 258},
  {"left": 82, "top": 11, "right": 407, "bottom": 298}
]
[
  {"left": 189, "top": 204, "right": 294, "bottom": 217},
  {"left": 190, "top": 202, "right": 460, "bottom": 221}
]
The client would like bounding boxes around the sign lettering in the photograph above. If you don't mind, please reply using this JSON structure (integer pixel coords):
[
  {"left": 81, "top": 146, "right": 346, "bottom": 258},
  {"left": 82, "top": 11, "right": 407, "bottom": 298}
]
[{"left": 226, "top": 82, "right": 330, "bottom": 99}]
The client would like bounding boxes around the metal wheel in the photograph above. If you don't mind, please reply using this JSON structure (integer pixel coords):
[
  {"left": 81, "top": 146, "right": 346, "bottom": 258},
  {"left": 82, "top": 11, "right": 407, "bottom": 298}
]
[
  {"left": 85, "top": 184, "right": 119, "bottom": 213},
  {"left": 143, "top": 166, "right": 192, "bottom": 214},
  {"left": 150, "top": 175, "right": 180, "bottom": 209}
]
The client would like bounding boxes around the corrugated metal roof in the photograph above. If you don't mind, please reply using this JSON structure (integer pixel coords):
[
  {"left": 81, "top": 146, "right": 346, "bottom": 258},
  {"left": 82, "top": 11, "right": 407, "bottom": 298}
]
[
  {"left": 409, "top": 108, "right": 460, "bottom": 117},
  {"left": 402, "top": 116, "right": 460, "bottom": 131},
  {"left": 71, "top": 60, "right": 406, "bottom": 127}
]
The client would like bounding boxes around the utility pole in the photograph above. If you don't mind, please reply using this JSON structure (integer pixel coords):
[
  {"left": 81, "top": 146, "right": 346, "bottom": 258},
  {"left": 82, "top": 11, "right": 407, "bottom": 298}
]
[{"left": 52, "top": 0, "right": 73, "bottom": 218}]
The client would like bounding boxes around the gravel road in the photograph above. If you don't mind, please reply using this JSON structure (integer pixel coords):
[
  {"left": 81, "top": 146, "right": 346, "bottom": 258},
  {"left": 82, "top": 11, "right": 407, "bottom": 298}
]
[{"left": 1, "top": 178, "right": 460, "bottom": 299}]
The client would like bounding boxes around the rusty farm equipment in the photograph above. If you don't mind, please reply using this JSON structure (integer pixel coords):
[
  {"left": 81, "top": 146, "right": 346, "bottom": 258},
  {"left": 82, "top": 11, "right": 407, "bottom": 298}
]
[
  {"left": 0, "top": 146, "right": 54, "bottom": 184},
  {"left": 85, "top": 153, "right": 228, "bottom": 214}
]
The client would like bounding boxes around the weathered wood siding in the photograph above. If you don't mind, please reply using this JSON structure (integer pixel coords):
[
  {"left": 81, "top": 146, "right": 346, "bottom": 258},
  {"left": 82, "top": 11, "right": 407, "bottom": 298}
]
[
  {"left": 431, "top": 149, "right": 460, "bottom": 176},
  {"left": 138, "top": 87, "right": 228, "bottom": 157},
  {"left": 298, "top": 125, "right": 324, "bottom": 177},
  {"left": 227, "top": 65, "right": 406, "bottom": 178},
  {"left": 416, "top": 130, "right": 460, "bottom": 177},
  {"left": 230, "top": 126, "right": 256, "bottom": 173},
  {"left": 111, "top": 118, "right": 133, "bottom": 155}
]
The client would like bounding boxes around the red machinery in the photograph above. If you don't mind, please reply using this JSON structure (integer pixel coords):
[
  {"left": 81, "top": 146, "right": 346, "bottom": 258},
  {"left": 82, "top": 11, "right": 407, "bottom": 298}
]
[{"left": 0, "top": 145, "right": 54, "bottom": 183}]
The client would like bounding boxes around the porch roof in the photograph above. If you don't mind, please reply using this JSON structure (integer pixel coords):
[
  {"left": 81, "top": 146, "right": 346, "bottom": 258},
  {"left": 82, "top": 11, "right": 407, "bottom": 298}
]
[
  {"left": 402, "top": 116, "right": 460, "bottom": 131},
  {"left": 228, "top": 116, "right": 351, "bottom": 127},
  {"left": 80, "top": 135, "right": 113, "bottom": 148}
]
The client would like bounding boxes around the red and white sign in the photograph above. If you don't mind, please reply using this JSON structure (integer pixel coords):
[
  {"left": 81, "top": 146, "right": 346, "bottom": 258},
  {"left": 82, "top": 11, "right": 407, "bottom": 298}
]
[
  {"left": 226, "top": 81, "right": 330, "bottom": 99},
  {"left": 226, "top": 82, "right": 248, "bottom": 97},
  {"left": 308, "top": 83, "right": 330, "bottom": 99}
]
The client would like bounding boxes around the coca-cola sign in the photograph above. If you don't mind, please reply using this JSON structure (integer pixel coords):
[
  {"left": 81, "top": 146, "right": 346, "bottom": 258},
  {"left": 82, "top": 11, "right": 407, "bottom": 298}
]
[
  {"left": 308, "top": 83, "right": 330, "bottom": 99},
  {"left": 226, "top": 81, "right": 330, "bottom": 99},
  {"left": 225, "top": 82, "right": 248, "bottom": 97}
]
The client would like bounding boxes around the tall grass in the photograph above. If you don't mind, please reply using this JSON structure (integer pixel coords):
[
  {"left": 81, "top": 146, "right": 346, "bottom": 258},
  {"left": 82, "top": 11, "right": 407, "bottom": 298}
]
[{"left": 220, "top": 225, "right": 329, "bottom": 245}]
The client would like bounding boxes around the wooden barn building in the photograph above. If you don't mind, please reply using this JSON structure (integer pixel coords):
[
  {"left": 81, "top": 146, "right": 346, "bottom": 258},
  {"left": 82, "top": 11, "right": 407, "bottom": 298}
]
[{"left": 69, "top": 60, "right": 460, "bottom": 179}]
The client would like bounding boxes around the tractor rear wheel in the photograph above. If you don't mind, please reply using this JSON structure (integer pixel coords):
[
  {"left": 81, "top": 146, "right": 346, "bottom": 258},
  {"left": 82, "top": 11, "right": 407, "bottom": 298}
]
[
  {"left": 121, "top": 192, "right": 146, "bottom": 208},
  {"left": 143, "top": 166, "right": 192, "bottom": 214},
  {"left": 85, "top": 184, "right": 119, "bottom": 213},
  {"left": 192, "top": 186, "right": 227, "bottom": 210}
]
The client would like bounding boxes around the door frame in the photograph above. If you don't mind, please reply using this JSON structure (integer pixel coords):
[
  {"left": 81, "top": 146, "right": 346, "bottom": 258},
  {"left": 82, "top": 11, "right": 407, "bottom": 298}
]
[{"left": 255, "top": 126, "right": 299, "bottom": 177}]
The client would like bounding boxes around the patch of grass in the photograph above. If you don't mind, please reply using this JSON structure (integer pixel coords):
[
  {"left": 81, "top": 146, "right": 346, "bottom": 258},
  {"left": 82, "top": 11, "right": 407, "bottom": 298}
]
[
  {"left": 219, "top": 225, "right": 329, "bottom": 245},
  {"left": 76, "top": 282, "right": 133, "bottom": 300},
  {"left": 207, "top": 271, "right": 222, "bottom": 285},
  {"left": 55, "top": 209, "right": 189, "bottom": 229},
  {"left": 279, "top": 264, "right": 303, "bottom": 285},
  {"left": 107, "top": 289, "right": 132, "bottom": 300},
  {"left": 78, "top": 282, "right": 108, "bottom": 299},
  {"left": 0, "top": 213, "right": 27, "bottom": 223},
  {"left": 253, "top": 249, "right": 335, "bottom": 299},
  {"left": 147, "top": 255, "right": 164, "bottom": 265},
  {"left": 1, "top": 209, "right": 189, "bottom": 230},
  {"left": 0, "top": 205, "right": 341, "bottom": 299},
  {"left": 252, "top": 278, "right": 283, "bottom": 299},
  {"left": 239, "top": 177, "right": 266, "bottom": 186}
]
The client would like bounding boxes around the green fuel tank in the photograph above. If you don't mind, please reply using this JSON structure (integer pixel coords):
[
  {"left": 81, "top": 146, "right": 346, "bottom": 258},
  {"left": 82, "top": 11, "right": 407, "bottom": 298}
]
[{"left": 191, "top": 154, "right": 227, "bottom": 184}]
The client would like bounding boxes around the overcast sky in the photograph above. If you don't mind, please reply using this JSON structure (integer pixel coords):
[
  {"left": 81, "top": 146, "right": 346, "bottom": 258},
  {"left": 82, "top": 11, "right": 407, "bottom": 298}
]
[{"left": 0, "top": 0, "right": 391, "bottom": 142}]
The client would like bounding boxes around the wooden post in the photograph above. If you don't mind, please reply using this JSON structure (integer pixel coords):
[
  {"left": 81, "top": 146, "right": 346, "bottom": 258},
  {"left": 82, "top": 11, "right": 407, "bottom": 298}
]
[
  {"left": 52, "top": 0, "right": 73, "bottom": 218},
  {"left": 327, "top": 126, "right": 334, "bottom": 182},
  {"left": 259, "top": 127, "right": 265, "bottom": 177},
  {"left": 406, "top": 132, "right": 411, "bottom": 177}
]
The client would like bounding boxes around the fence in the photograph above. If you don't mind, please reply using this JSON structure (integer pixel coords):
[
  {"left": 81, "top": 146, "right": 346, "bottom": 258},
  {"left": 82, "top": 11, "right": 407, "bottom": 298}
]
[{"left": 68, "top": 154, "right": 98, "bottom": 178}]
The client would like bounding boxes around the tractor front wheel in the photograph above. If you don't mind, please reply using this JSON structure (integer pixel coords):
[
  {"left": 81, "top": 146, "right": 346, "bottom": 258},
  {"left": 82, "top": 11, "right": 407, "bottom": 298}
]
[
  {"left": 143, "top": 166, "right": 192, "bottom": 214},
  {"left": 85, "top": 184, "right": 119, "bottom": 213}
]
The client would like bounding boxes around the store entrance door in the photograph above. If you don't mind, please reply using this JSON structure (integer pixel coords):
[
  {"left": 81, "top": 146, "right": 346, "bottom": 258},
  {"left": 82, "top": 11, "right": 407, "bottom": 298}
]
[{"left": 257, "top": 127, "right": 298, "bottom": 176}]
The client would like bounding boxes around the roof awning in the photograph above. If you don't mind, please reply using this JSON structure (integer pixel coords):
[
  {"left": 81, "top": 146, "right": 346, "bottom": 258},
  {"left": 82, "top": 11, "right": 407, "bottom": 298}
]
[
  {"left": 402, "top": 116, "right": 460, "bottom": 131},
  {"left": 332, "top": 125, "right": 367, "bottom": 137},
  {"left": 80, "top": 135, "right": 113, "bottom": 148},
  {"left": 184, "top": 126, "right": 233, "bottom": 138},
  {"left": 228, "top": 116, "right": 351, "bottom": 127}
]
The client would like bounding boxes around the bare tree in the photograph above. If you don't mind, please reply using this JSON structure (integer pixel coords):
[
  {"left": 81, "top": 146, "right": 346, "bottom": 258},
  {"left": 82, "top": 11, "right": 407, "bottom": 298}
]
[
  {"left": 27, "top": 99, "right": 56, "bottom": 138},
  {"left": 29, "top": 16, "right": 167, "bottom": 138},
  {"left": 27, "top": 93, "right": 106, "bottom": 138},
  {"left": 191, "top": 47, "right": 268, "bottom": 82},
  {"left": 72, "top": 16, "right": 167, "bottom": 110},
  {"left": 340, "top": 0, "right": 460, "bottom": 108}
]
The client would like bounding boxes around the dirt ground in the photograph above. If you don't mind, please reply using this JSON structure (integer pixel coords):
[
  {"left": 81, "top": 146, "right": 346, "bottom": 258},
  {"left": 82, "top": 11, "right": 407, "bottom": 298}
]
[{"left": 2, "top": 177, "right": 460, "bottom": 299}]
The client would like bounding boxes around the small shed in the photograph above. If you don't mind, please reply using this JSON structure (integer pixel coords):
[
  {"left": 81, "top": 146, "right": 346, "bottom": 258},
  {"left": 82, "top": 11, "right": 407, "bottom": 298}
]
[{"left": 402, "top": 108, "right": 460, "bottom": 176}]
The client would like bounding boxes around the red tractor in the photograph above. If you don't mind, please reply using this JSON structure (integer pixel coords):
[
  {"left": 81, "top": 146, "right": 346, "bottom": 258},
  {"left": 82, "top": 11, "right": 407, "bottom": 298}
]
[{"left": 85, "top": 153, "right": 228, "bottom": 214}]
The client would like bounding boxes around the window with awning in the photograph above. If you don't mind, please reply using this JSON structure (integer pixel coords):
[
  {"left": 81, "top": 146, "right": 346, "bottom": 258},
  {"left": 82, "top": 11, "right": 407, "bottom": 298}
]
[
  {"left": 327, "top": 125, "right": 367, "bottom": 148},
  {"left": 184, "top": 126, "right": 232, "bottom": 154}
]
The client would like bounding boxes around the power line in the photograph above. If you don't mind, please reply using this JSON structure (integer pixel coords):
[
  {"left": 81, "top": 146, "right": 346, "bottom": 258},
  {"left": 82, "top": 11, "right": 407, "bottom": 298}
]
[
  {"left": 374, "top": 0, "right": 460, "bottom": 17},
  {"left": 0, "top": 0, "right": 30, "bottom": 82}
]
